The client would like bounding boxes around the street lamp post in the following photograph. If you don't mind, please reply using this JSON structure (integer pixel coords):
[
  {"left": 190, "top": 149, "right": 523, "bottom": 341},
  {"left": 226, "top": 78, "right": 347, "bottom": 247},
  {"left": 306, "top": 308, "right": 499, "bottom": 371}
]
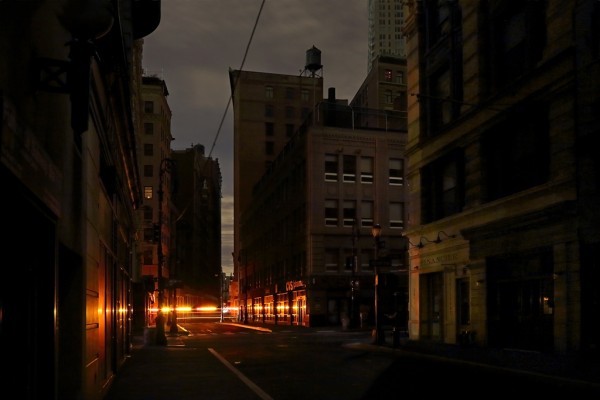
[
  {"left": 155, "top": 158, "right": 175, "bottom": 346},
  {"left": 372, "top": 224, "right": 384, "bottom": 345},
  {"left": 216, "top": 272, "right": 223, "bottom": 323},
  {"left": 169, "top": 279, "right": 178, "bottom": 334},
  {"left": 350, "top": 222, "right": 360, "bottom": 328}
]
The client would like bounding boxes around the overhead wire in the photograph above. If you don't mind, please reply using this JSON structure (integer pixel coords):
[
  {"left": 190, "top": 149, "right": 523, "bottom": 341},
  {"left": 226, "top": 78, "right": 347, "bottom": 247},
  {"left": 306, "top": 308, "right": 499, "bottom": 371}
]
[{"left": 206, "top": 0, "right": 266, "bottom": 160}]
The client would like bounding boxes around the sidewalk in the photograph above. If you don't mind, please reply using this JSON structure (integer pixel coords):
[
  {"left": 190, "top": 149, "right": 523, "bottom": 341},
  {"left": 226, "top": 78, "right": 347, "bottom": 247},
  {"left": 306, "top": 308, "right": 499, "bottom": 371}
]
[{"left": 232, "top": 321, "right": 600, "bottom": 386}]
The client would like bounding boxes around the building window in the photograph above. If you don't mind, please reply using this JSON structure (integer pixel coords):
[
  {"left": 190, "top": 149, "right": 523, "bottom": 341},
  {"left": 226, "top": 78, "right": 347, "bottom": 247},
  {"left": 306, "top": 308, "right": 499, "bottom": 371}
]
[
  {"left": 144, "top": 186, "right": 153, "bottom": 199},
  {"left": 424, "top": 0, "right": 458, "bottom": 45},
  {"left": 144, "top": 101, "right": 154, "bottom": 113},
  {"left": 361, "top": 201, "right": 374, "bottom": 228},
  {"left": 384, "top": 89, "right": 393, "bottom": 104},
  {"left": 325, "top": 249, "right": 339, "bottom": 272},
  {"left": 360, "top": 156, "right": 374, "bottom": 184},
  {"left": 325, "top": 154, "right": 338, "bottom": 182},
  {"left": 285, "top": 87, "right": 295, "bottom": 100},
  {"left": 384, "top": 69, "right": 393, "bottom": 81},
  {"left": 325, "top": 199, "right": 338, "bottom": 227},
  {"left": 144, "top": 165, "right": 153, "bottom": 177},
  {"left": 481, "top": 103, "right": 549, "bottom": 202},
  {"left": 361, "top": 249, "right": 373, "bottom": 272},
  {"left": 144, "top": 143, "right": 153, "bottom": 156},
  {"left": 343, "top": 200, "right": 356, "bottom": 227},
  {"left": 422, "top": 1, "right": 463, "bottom": 137},
  {"left": 144, "top": 227, "right": 154, "bottom": 242},
  {"left": 265, "top": 86, "right": 274, "bottom": 99},
  {"left": 395, "top": 71, "right": 404, "bottom": 84},
  {"left": 343, "top": 155, "right": 356, "bottom": 183},
  {"left": 285, "top": 123, "right": 295, "bottom": 137},
  {"left": 265, "top": 141, "right": 274, "bottom": 155},
  {"left": 143, "top": 206, "right": 153, "bottom": 220},
  {"left": 265, "top": 104, "right": 274, "bottom": 118},
  {"left": 360, "top": 157, "right": 373, "bottom": 184},
  {"left": 344, "top": 251, "right": 354, "bottom": 272},
  {"left": 301, "top": 107, "right": 310, "bottom": 119},
  {"left": 265, "top": 122, "right": 274, "bottom": 136},
  {"left": 143, "top": 249, "right": 153, "bottom": 265},
  {"left": 285, "top": 106, "right": 294, "bottom": 119},
  {"left": 488, "top": 3, "right": 546, "bottom": 89},
  {"left": 301, "top": 89, "right": 310, "bottom": 102},
  {"left": 144, "top": 122, "right": 154, "bottom": 135},
  {"left": 421, "top": 149, "right": 465, "bottom": 223},
  {"left": 389, "top": 202, "right": 404, "bottom": 229},
  {"left": 394, "top": 91, "right": 407, "bottom": 111},
  {"left": 389, "top": 158, "right": 404, "bottom": 185}
]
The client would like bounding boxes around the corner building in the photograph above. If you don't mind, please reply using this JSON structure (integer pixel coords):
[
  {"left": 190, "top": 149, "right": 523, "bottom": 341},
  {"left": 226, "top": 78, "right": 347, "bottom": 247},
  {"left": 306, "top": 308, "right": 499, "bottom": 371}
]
[
  {"left": 239, "top": 95, "right": 408, "bottom": 327},
  {"left": 403, "top": 0, "right": 599, "bottom": 355}
]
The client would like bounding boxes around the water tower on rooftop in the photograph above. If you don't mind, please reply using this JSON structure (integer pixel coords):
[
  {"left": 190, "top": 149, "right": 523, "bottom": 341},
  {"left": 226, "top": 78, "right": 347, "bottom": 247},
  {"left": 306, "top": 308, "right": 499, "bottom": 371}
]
[{"left": 303, "top": 45, "right": 323, "bottom": 78}]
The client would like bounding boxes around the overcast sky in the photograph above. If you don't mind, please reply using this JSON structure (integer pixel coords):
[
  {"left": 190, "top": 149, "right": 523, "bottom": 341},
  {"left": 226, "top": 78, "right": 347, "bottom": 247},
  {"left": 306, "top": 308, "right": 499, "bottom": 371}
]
[{"left": 142, "top": 0, "right": 369, "bottom": 275}]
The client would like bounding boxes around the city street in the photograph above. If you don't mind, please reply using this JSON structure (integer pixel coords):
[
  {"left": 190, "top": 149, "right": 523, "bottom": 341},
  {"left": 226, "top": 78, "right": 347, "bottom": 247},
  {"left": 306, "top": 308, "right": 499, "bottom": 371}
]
[{"left": 105, "top": 322, "right": 600, "bottom": 399}]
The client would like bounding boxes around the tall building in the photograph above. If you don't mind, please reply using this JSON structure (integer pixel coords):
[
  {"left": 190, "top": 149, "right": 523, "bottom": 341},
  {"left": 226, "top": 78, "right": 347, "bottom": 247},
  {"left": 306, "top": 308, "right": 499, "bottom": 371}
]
[
  {"left": 1, "top": 1, "right": 160, "bottom": 398},
  {"left": 368, "top": 0, "right": 407, "bottom": 72},
  {"left": 136, "top": 75, "right": 174, "bottom": 331},
  {"left": 403, "top": 0, "right": 599, "bottom": 355},
  {"left": 229, "top": 54, "right": 324, "bottom": 312},
  {"left": 351, "top": 55, "right": 407, "bottom": 131},
  {"left": 171, "top": 144, "right": 222, "bottom": 307}
]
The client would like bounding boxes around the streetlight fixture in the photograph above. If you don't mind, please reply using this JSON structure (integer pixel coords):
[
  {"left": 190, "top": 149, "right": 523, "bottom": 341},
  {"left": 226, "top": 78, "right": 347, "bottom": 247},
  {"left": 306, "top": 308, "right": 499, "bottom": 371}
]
[{"left": 371, "top": 223, "right": 384, "bottom": 345}]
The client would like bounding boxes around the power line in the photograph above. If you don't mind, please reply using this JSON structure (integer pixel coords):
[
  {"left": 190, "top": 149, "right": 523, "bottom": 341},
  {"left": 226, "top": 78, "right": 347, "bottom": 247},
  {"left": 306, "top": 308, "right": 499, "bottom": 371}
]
[{"left": 206, "top": 0, "right": 266, "bottom": 160}]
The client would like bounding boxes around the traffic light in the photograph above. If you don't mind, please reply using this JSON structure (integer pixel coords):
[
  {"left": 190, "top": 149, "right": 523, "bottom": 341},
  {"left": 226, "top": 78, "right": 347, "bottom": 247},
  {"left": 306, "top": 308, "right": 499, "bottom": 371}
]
[{"left": 153, "top": 223, "right": 160, "bottom": 242}]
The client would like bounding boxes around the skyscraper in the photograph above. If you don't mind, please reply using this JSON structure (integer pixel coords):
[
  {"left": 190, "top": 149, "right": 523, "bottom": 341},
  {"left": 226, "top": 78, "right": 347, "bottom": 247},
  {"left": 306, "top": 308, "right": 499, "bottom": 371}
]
[{"left": 368, "top": 0, "right": 406, "bottom": 72}]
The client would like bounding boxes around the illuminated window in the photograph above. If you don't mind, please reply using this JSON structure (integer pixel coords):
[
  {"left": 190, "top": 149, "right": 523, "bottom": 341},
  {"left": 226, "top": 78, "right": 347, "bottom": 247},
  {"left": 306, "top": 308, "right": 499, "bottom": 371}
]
[
  {"left": 384, "top": 69, "right": 392, "bottom": 81},
  {"left": 144, "top": 186, "right": 153, "bottom": 199}
]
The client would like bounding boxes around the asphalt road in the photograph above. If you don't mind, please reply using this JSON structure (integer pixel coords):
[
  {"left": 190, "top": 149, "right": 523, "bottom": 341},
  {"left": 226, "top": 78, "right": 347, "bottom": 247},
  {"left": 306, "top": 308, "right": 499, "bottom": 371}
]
[{"left": 105, "top": 322, "right": 600, "bottom": 400}]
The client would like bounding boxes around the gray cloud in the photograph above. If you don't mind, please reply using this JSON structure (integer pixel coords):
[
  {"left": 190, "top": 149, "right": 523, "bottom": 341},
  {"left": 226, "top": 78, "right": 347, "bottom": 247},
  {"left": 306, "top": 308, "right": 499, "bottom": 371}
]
[{"left": 143, "top": 0, "right": 368, "bottom": 274}]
